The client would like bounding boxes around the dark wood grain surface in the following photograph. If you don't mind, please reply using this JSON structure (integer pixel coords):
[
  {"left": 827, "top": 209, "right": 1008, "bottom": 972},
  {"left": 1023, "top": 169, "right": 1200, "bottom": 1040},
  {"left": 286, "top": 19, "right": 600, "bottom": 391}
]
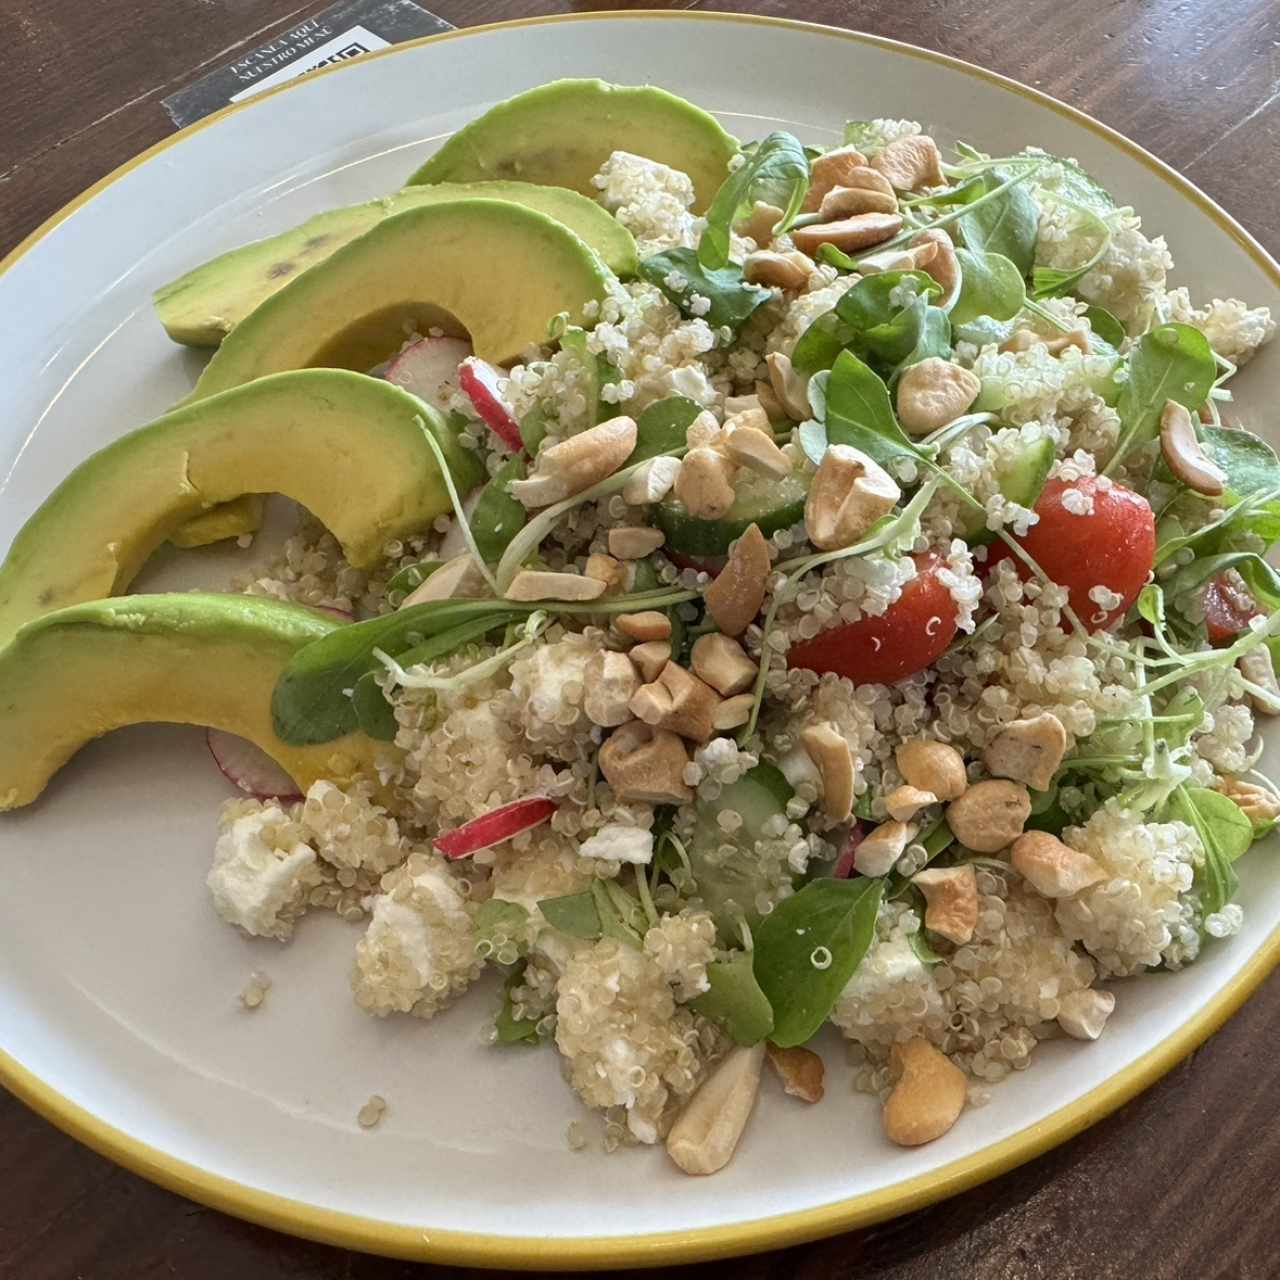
[{"left": 2, "top": 2, "right": 1278, "bottom": 1276}]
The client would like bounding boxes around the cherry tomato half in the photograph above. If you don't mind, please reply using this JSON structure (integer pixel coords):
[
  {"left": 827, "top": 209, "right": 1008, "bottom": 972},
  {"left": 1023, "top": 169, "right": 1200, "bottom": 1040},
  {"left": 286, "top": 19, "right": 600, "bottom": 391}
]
[
  {"left": 989, "top": 475, "right": 1155, "bottom": 632},
  {"left": 787, "top": 552, "right": 959, "bottom": 684},
  {"left": 1203, "top": 572, "right": 1262, "bottom": 645}
]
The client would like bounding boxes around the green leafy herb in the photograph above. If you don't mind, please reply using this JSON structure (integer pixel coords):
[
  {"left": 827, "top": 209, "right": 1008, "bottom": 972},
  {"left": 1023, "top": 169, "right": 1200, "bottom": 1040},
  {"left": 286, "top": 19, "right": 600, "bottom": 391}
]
[
  {"left": 1085, "top": 305, "right": 1127, "bottom": 347},
  {"left": 475, "top": 900, "right": 530, "bottom": 953},
  {"left": 1169, "top": 784, "right": 1247, "bottom": 920},
  {"left": 699, "top": 132, "right": 810, "bottom": 270},
  {"left": 690, "top": 952, "right": 775, "bottom": 1046},
  {"left": 954, "top": 168, "right": 1039, "bottom": 276},
  {"left": 495, "top": 969, "right": 541, "bottom": 1045},
  {"left": 629, "top": 395, "right": 703, "bottom": 464},
  {"left": 752, "top": 876, "right": 885, "bottom": 1047},
  {"left": 1200, "top": 425, "right": 1280, "bottom": 502},
  {"left": 472, "top": 455, "right": 528, "bottom": 563},
  {"left": 821, "top": 350, "right": 922, "bottom": 468},
  {"left": 537, "top": 890, "right": 602, "bottom": 939},
  {"left": 841, "top": 120, "right": 882, "bottom": 151},
  {"left": 1105, "top": 323, "right": 1216, "bottom": 475},
  {"left": 951, "top": 248, "right": 1026, "bottom": 324},
  {"left": 908, "top": 927, "right": 944, "bottom": 966},
  {"left": 519, "top": 405, "right": 551, "bottom": 455},
  {"left": 350, "top": 671, "right": 398, "bottom": 741},
  {"left": 1025, "top": 150, "right": 1116, "bottom": 216},
  {"left": 889, "top": 298, "right": 952, "bottom": 378},
  {"left": 639, "top": 247, "right": 770, "bottom": 330},
  {"left": 385, "top": 559, "right": 442, "bottom": 598}
]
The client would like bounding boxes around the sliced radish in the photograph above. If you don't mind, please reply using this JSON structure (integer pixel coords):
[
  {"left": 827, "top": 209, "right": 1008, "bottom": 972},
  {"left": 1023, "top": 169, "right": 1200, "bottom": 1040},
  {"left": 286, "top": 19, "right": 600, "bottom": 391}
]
[
  {"left": 433, "top": 796, "right": 557, "bottom": 860},
  {"left": 458, "top": 356, "right": 523, "bottom": 452},
  {"left": 207, "top": 729, "right": 303, "bottom": 801},
  {"left": 832, "top": 823, "right": 865, "bottom": 879},
  {"left": 385, "top": 336, "right": 473, "bottom": 414},
  {"left": 314, "top": 605, "right": 353, "bottom": 622},
  {"left": 664, "top": 549, "right": 727, "bottom": 576}
]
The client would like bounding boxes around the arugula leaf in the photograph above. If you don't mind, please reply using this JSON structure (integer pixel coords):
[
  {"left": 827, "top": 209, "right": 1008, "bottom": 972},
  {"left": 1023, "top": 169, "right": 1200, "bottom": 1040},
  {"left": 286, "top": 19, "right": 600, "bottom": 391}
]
[
  {"left": 537, "top": 890, "right": 602, "bottom": 939},
  {"left": 905, "top": 174, "right": 989, "bottom": 207},
  {"left": 954, "top": 169, "right": 1039, "bottom": 276},
  {"left": 1200, "top": 426, "right": 1280, "bottom": 501},
  {"left": 908, "top": 928, "right": 944, "bottom": 966},
  {"left": 951, "top": 248, "right": 1026, "bottom": 324},
  {"left": 629, "top": 395, "right": 703, "bottom": 464},
  {"left": 1085, "top": 305, "right": 1127, "bottom": 347},
  {"left": 822, "top": 349, "right": 922, "bottom": 468},
  {"left": 385, "top": 559, "right": 442, "bottom": 598},
  {"left": 752, "top": 875, "right": 884, "bottom": 1047},
  {"left": 519, "top": 405, "right": 550, "bottom": 455},
  {"left": 699, "top": 132, "right": 810, "bottom": 270},
  {"left": 472, "top": 456, "right": 528, "bottom": 564},
  {"left": 1169, "top": 785, "right": 1246, "bottom": 920},
  {"left": 792, "top": 312, "right": 851, "bottom": 376},
  {"left": 495, "top": 969, "right": 541, "bottom": 1045},
  {"left": 475, "top": 900, "right": 530, "bottom": 953},
  {"left": 351, "top": 671, "right": 398, "bottom": 741},
  {"left": 1023, "top": 150, "right": 1116, "bottom": 216},
  {"left": 891, "top": 300, "right": 951, "bottom": 378},
  {"left": 1106, "top": 323, "right": 1216, "bottom": 474},
  {"left": 797, "top": 419, "right": 830, "bottom": 467},
  {"left": 639, "top": 247, "right": 771, "bottom": 330},
  {"left": 690, "top": 952, "right": 775, "bottom": 1046}
]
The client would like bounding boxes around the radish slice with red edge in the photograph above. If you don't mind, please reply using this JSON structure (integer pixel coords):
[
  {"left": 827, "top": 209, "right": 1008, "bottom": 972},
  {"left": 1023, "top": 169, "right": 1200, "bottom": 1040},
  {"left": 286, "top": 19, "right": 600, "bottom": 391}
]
[
  {"left": 385, "top": 336, "right": 473, "bottom": 413},
  {"left": 207, "top": 729, "right": 303, "bottom": 801},
  {"left": 433, "top": 796, "right": 557, "bottom": 859},
  {"left": 832, "top": 823, "right": 865, "bottom": 879},
  {"left": 458, "top": 356, "right": 523, "bottom": 452}
]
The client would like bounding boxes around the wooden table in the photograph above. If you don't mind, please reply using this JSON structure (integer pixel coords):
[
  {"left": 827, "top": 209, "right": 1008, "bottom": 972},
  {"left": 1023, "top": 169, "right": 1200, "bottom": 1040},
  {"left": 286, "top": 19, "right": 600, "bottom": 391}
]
[{"left": 1, "top": 2, "right": 1277, "bottom": 1276}]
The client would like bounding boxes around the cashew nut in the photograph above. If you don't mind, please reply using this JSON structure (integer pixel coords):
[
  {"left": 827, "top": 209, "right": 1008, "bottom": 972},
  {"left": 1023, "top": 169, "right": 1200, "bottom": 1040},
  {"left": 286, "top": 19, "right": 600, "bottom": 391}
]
[
  {"left": 792, "top": 212, "right": 903, "bottom": 258},
  {"left": 509, "top": 415, "right": 637, "bottom": 508},
  {"left": 766, "top": 1043, "right": 825, "bottom": 1103},
  {"left": 896, "top": 739, "right": 968, "bottom": 802},
  {"left": 584, "top": 552, "right": 624, "bottom": 593},
  {"left": 886, "top": 784, "right": 937, "bottom": 822},
  {"left": 743, "top": 250, "right": 811, "bottom": 290},
  {"left": 629, "top": 661, "right": 722, "bottom": 743},
  {"left": 945, "top": 780, "right": 1030, "bottom": 853},
  {"left": 754, "top": 378, "right": 787, "bottom": 422},
  {"left": 1010, "top": 830, "right": 1107, "bottom": 898},
  {"left": 895, "top": 358, "right": 982, "bottom": 436},
  {"left": 691, "top": 633, "right": 759, "bottom": 696},
  {"left": 712, "top": 693, "right": 755, "bottom": 731},
  {"left": 607, "top": 526, "right": 666, "bottom": 560},
  {"left": 1056, "top": 989, "right": 1116, "bottom": 1041},
  {"left": 765, "top": 351, "right": 811, "bottom": 422},
  {"left": 800, "top": 722, "right": 856, "bottom": 822},
  {"left": 804, "top": 444, "right": 901, "bottom": 550},
  {"left": 870, "top": 135, "right": 944, "bottom": 192},
  {"left": 504, "top": 570, "right": 607, "bottom": 602},
  {"left": 1215, "top": 775, "right": 1280, "bottom": 824},
  {"left": 1159, "top": 400, "right": 1227, "bottom": 497},
  {"left": 856, "top": 239, "right": 940, "bottom": 277},
  {"left": 817, "top": 183, "right": 898, "bottom": 220},
  {"left": 399, "top": 553, "right": 487, "bottom": 607},
  {"left": 801, "top": 144, "right": 869, "bottom": 212},
  {"left": 982, "top": 711, "right": 1068, "bottom": 791},
  {"left": 675, "top": 447, "right": 738, "bottom": 520},
  {"left": 704, "top": 523, "right": 770, "bottom": 637},
  {"left": 666, "top": 1043, "right": 764, "bottom": 1176},
  {"left": 622, "top": 454, "right": 681, "bottom": 505},
  {"left": 583, "top": 651, "right": 640, "bottom": 728},
  {"left": 910, "top": 228, "right": 959, "bottom": 298},
  {"left": 912, "top": 863, "right": 979, "bottom": 943},
  {"left": 599, "top": 721, "right": 693, "bottom": 805},
  {"left": 725, "top": 422, "right": 792, "bottom": 479},
  {"left": 882, "top": 1039, "right": 967, "bottom": 1147},
  {"left": 854, "top": 820, "right": 917, "bottom": 877},
  {"left": 628, "top": 640, "right": 671, "bottom": 682},
  {"left": 741, "top": 200, "right": 784, "bottom": 246},
  {"left": 615, "top": 610, "right": 672, "bottom": 643},
  {"left": 686, "top": 409, "right": 724, "bottom": 450},
  {"left": 725, "top": 393, "right": 764, "bottom": 417}
]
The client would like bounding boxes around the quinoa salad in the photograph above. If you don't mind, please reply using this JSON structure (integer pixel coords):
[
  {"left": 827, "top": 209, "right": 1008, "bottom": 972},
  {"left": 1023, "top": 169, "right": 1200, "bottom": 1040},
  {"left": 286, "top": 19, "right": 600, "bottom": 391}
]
[{"left": 3, "top": 80, "right": 1278, "bottom": 1175}]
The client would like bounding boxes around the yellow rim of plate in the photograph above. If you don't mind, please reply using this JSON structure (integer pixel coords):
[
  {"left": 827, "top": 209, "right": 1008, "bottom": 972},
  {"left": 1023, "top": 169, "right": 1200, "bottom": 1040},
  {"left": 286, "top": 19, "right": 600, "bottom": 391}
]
[{"left": 1, "top": 11, "right": 1278, "bottom": 1270}]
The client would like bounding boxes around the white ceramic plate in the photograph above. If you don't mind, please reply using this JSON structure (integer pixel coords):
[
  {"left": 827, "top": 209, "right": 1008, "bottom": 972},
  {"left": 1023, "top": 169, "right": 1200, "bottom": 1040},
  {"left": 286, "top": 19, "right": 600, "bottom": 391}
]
[{"left": 1, "top": 12, "right": 1278, "bottom": 1269}]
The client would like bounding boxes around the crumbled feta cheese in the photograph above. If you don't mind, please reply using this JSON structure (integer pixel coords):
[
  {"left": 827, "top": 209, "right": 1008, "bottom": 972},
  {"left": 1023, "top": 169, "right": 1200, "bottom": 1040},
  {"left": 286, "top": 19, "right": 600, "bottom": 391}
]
[{"left": 579, "top": 824, "right": 654, "bottom": 864}]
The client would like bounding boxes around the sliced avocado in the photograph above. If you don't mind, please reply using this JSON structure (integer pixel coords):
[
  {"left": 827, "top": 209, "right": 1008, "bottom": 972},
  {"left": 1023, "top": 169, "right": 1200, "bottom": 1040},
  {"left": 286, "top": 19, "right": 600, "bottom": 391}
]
[
  {"left": 154, "top": 181, "right": 638, "bottom": 348},
  {"left": 186, "top": 200, "right": 611, "bottom": 402},
  {"left": 0, "top": 370, "right": 472, "bottom": 639},
  {"left": 0, "top": 594, "right": 383, "bottom": 813},
  {"left": 169, "top": 494, "right": 265, "bottom": 547},
  {"left": 960, "top": 435, "right": 1056, "bottom": 543},
  {"left": 407, "top": 79, "right": 737, "bottom": 212}
]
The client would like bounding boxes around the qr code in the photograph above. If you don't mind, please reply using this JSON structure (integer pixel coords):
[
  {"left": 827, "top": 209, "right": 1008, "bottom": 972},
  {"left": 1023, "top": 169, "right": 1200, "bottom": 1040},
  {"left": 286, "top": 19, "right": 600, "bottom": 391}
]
[{"left": 310, "top": 41, "right": 371, "bottom": 70}]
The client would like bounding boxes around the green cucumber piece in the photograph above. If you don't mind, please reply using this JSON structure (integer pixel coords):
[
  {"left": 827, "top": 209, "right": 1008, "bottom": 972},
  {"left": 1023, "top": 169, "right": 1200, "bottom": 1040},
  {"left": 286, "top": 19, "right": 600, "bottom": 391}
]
[
  {"left": 656, "top": 469, "right": 808, "bottom": 557},
  {"left": 961, "top": 435, "right": 1055, "bottom": 543},
  {"left": 686, "top": 763, "right": 794, "bottom": 936}
]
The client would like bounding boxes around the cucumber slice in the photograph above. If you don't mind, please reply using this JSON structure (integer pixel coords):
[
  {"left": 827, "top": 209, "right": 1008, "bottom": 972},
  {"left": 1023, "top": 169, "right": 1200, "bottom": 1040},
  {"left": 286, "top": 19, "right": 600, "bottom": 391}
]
[
  {"left": 961, "top": 435, "right": 1055, "bottom": 543},
  {"left": 685, "top": 762, "right": 795, "bottom": 937},
  {"left": 656, "top": 468, "right": 808, "bottom": 557}
]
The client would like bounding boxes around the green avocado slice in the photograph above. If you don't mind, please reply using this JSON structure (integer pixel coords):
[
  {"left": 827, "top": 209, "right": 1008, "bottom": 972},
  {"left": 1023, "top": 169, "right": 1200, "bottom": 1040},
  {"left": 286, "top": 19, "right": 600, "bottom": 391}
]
[
  {"left": 0, "top": 594, "right": 384, "bottom": 813},
  {"left": 0, "top": 370, "right": 472, "bottom": 640},
  {"left": 154, "top": 181, "right": 638, "bottom": 348},
  {"left": 407, "top": 78, "right": 737, "bottom": 212},
  {"left": 186, "top": 199, "right": 612, "bottom": 401}
]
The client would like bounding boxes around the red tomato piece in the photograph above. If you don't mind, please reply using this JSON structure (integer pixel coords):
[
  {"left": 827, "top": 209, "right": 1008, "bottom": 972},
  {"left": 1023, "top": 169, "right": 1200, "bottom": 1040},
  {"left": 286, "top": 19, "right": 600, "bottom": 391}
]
[
  {"left": 1203, "top": 572, "right": 1261, "bottom": 645},
  {"left": 988, "top": 475, "right": 1155, "bottom": 632},
  {"left": 787, "top": 553, "right": 959, "bottom": 684}
]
